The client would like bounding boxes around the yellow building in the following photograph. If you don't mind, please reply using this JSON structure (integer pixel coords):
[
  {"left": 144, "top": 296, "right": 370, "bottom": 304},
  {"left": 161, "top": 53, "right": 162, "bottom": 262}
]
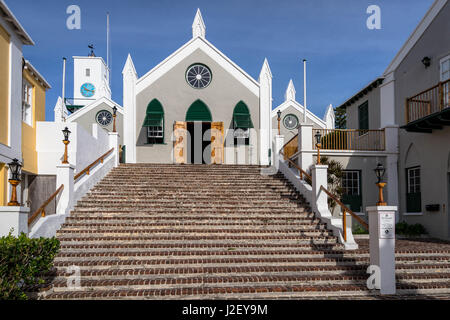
[{"left": 0, "top": 0, "right": 49, "bottom": 207}]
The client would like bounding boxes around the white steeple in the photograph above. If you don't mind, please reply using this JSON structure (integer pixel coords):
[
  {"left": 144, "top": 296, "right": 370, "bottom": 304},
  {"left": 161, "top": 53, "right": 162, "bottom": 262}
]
[
  {"left": 192, "top": 8, "right": 206, "bottom": 38},
  {"left": 285, "top": 79, "right": 296, "bottom": 102}
]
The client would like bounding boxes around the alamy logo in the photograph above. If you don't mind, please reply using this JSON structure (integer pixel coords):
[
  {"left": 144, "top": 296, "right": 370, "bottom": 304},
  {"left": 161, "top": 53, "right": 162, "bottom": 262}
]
[
  {"left": 366, "top": 265, "right": 381, "bottom": 289},
  {"left": 66, "top": 5, "right": 81, "bottom": 30},
  {"left": 66, "top": 265, "right": 81, "bottom": 290},
  {"left": 366, "top": 5, "right": 381, "bottom": 30}
]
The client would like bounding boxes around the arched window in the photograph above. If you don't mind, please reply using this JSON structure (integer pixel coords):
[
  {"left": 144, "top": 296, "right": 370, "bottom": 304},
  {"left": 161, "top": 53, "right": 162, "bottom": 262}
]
[
  {"left": 232, "top": 101, "right": 253, "bottom": 145},
  {"left": 143, "top": 99, "right": 164, "bottom": 144},
  {"left": 186, "top": 99, "right": 212, "bottom": 122}
]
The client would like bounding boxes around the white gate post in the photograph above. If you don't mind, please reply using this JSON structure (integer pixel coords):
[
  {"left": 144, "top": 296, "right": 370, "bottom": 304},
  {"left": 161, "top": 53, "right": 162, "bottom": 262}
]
[
  {"left": 367, "top": 205, "right": 397, "bottom": 295},
  {"left": 56, "top": 164, "right": 75, "bottom": 215},
  {"left": 297, "top": 124, "right": 314, "bottom": 171}
]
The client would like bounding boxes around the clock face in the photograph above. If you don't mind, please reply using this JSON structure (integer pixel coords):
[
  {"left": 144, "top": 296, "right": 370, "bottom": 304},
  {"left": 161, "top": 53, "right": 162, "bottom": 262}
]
[{"left": 81, "top": 83, "right": 95, "bottom": 97}]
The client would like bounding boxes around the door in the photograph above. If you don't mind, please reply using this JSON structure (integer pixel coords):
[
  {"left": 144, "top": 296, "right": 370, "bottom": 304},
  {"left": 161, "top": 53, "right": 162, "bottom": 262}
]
[
  {"left": 211, "top": 122, "right": 224, "bottom": 164},
  {"left": 173, "top": 121, "right": 187, "bottom": 164}
]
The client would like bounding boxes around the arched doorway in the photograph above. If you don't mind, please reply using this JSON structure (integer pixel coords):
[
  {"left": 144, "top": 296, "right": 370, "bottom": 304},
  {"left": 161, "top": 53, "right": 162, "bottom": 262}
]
[{"left": 186, "top": 99, "right": 212, "bottom": 122}]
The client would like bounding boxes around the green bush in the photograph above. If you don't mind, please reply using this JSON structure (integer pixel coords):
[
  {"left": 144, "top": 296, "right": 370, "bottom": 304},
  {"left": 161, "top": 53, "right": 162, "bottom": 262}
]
[
  {"left": 395, "top": 222, "right": 427, "bottom": 236},
  {"left": 0, "top": 232, "right": 60, "bottom": 300},
  {"left": 353, "top": 224, "right": 369, "bottom": 235}
]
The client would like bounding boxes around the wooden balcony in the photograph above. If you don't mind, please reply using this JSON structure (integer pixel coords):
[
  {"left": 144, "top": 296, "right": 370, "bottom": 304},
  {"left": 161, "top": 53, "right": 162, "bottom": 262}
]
[
  {"left": 282, "top": 128, "right": 386, "bottom": 160},
  {"left": 313, "top": 129, "right": 386, "bottom": 152},
  {"left": 404, "top": 79, "right": 450, "bottom": 133}
]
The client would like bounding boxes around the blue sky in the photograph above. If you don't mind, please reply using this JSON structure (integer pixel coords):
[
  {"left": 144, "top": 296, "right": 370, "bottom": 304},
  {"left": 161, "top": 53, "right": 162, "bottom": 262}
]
[{"left": 7, "top": 0, "right": 434, "bottom": 121}]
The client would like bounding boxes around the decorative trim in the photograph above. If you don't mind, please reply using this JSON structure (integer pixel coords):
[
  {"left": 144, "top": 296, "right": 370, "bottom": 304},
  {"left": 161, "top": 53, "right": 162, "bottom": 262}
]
[
  {"left": 66, "top": 96, "right": 123, "bottom": 123},
  {"left": 272, "top": 100, "right": 327, "bottom": 129}
]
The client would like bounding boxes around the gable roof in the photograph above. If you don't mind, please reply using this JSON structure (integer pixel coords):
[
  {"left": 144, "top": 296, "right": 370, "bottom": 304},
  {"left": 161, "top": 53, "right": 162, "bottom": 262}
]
[
  {"left": 337, "top": 77, "right": 384, "bottom": 109},
  {"left": 384, "top": 0, "right": 448, "bottom": 75},
  {"left": 0, "top": 0, "right": 34, "bottom": 45},
  {"left": 271, "top": 100, "right": 327, "bottom": 129},
  {"left": 66, "top": 96, "right": 123, "bottom": 123},
  {"left": 24, "top": 60, "right": 51, "bottom": 89},
  {"left": 135, "top": 36, "right": 260, "bottom": 96}
]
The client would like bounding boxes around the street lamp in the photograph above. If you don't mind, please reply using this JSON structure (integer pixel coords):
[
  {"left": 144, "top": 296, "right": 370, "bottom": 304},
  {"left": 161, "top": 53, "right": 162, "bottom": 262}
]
[
  {"left": 112, "top": 106, "right": 117, "bottom": 133},
  {"left": 315, "top": 130, "right": 322, "bottom": 164},
  {"left": 375, "top": 163, "right": 387, "bottom": 206},
  {"left": 62, "top": 127, "right": 71, "bottom": 164},
  {"left": 277, "top": 110, "right": 282, "bottom": 135},
  {"left": 7, "top": 158, "right": 22, "bottom": 206}
]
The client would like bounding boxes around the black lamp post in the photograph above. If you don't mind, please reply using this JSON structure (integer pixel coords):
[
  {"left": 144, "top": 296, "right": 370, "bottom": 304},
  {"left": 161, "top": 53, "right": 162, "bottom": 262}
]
[
  {"left": 315, "top": 130, "right": 322, "bottom": 164},
  {"left": 374, "top": 163, "right": 387, "bottom": 206},
  {"left": 112, "top": 106, "right": 117, "bottom": 133},
  {"left": 277, "top": 110, "right": 282, "bottom": 135},
  {"left": 62, "top": 127, "right": 71, "bottom": 164},
  {"left": 7, "top": 158, "right": 22, "bottom": 206}
]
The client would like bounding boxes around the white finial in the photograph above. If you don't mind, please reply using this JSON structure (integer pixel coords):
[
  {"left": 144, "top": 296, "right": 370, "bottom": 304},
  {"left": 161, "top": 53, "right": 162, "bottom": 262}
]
[
  {"left": 285, "top": 79, "right": 296, "bottom": 101},
  {"left": 259, "top": 58, "right": 272, "bottom": 82},
  {"left": 192, "top": 8, "right": 206, "bottom": 38}
]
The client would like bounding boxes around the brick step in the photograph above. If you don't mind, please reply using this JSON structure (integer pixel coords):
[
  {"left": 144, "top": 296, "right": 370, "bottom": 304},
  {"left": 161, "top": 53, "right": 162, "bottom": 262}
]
[
  {"left": 52, "top": 254, "right": 450, "bottom": 266},
  {"left": 59, "top": 224, "right": 327, "bottom": 232},
  {"left": 84, "top": 195, "right": 304, "bottom": 201},
  {"left": 56, "top": 229, "right": 332, "bottom": 237},
  {"left": 48, "top": 274, "right": 450, "bottom": 293},
  {"left": 67, "top": 212, "right": 314, "bottom": 218},
  {"left": 58, "top": 242, "right": 344, "bottom": 250},
  {"left": 55, "top": 234, "right": 338, "bottom": 242},
  {"left": 75, "top": 200, "right": 307, "bottom": 206},
  {"left": 61, "top": 220, "right": 324, "bottom": 228},
  {"left": 41, "top": 282, "right": 450, "bottom": 300},
  {"left": 53, "top": 249, "right": 450, "bottom": 259},
  {"left": 63, "top": 217, "right": 319, "bottom": 224}
]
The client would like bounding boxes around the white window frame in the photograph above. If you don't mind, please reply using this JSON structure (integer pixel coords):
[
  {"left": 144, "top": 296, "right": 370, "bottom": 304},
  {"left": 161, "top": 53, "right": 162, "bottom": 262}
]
[
  {"left": 22, "top": 80, "right": 33, "bottom": 126},
  {"left": 407, "top": 167, "right": 421, "bottom": 194},
  {"left": 440, "top": 54, "right": 450, "bottom": 82},
  {"left": 147, "top": 126, "right": 163, "bottom": 139},
  {"left": 342, "top": 170, "right": 361, "bottom": 196}
]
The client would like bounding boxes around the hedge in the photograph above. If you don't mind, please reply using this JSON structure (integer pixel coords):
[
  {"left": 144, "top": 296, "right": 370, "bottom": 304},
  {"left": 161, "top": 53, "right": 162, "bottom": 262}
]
[{"left": 0, "top": 232, "right": 60, "bottom": 300}]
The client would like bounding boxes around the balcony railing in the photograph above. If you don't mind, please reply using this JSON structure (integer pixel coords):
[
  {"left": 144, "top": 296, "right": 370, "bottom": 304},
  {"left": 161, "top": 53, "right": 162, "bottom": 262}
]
[
  {"left": 313, "top": 129, "right": 386, "bottom": 151},
  {"left": 406, "top": 79, "right": 450, "bottom": 124}
]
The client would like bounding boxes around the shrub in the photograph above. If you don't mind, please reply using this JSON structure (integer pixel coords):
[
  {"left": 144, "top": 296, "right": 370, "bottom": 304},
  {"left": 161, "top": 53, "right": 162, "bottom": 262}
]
[
  {"left": 0, "top": 231, "right": 60, "bottom": 300},
  {"left": 353, "top": 224, "right": 369, "bottom": 235},
  {"left": 395, "top": 222, "right": 427, "bottom": 236}
]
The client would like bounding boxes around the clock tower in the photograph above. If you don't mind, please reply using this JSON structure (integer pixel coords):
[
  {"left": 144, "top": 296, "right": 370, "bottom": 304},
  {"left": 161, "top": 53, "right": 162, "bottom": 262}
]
[{"left": 73, "top": 53, "right": 111, "bottom": 106}]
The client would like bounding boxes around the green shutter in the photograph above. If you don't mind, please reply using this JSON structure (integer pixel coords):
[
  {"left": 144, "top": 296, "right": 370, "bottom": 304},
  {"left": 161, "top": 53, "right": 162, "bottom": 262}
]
[
  {"left": 358, "top": 101, "right": 369, "bottom": 130},
  {"left": 186, "top": 100, "right": 212, "bottom": 122},
  {"left": 233, "top": 101, "right": 254, "bottom": 128},
  {"left": 143, "top": 99, "right": 164, "bottom": 127}
]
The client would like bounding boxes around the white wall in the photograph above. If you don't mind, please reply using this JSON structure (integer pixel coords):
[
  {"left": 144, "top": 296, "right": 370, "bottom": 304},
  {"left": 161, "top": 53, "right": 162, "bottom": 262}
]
[{"left": 36, "top": 122, "right": 111, "bottom": 175}]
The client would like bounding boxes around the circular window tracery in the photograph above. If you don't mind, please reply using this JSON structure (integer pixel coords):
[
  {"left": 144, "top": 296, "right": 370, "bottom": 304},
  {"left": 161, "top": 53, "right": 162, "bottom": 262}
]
[
  {"left": 186, "top": 64, "right": 212, "bottom": 89},
  {"left": 96, "top": 110, "right": 113, "bottom": 126},
  {"left": 283, "top": 114, "right": 299, "bottom": 130}
]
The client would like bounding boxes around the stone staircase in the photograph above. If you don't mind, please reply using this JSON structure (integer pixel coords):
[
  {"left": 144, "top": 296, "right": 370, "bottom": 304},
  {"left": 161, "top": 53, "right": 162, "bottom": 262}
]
[{"left": 40, "top": 164, "right": 450, "bottom": 299}]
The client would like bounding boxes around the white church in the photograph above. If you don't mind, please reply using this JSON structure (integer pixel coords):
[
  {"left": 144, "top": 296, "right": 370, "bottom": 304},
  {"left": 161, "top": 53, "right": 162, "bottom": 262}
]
[{"left": 55, "top": 9, "right": 335, "bottom": 166}]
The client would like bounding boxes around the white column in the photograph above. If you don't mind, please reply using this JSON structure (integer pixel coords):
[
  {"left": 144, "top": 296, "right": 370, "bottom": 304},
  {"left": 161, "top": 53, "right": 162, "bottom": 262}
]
[
  {"left": 384, "top": 125, "right": 399, "bottom": 220},
  {"left": 379, "top": 72, "right": 396, "bottom": 128},
  {"left": 56, "top": 164, "right": 75, "bottom": 215},
  {"left": 311, "top": 164, "right": 330, "bottom": 219},
  {"left": 122, "top": 54, "right": 137, "bottom": 164},
  {"left": 0, "top": 207, "right": 30, "bottom": 237},
  {"left": 108, "top": 132, "right": 120, "bottom": 167},
  {"left": 367, "top": 205, "right": 397, "bottom": 295},
  {"left": 274, "top": 135, "right": 285, "bottom": 170},
  {"left": 297, "top": 123, "right": 314, "bottom": 171},
  {"left": 258, "top": 59, "right": 272, "bottom": 166}
]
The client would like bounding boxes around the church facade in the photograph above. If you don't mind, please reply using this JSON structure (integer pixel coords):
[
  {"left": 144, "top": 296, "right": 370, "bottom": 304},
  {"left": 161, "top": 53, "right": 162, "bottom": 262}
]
[{"left": 122, "top": 10, "right": 273, "bottom": 165}]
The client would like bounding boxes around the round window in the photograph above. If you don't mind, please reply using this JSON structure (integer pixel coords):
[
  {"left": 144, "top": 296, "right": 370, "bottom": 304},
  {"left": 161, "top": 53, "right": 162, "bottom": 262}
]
[
  {"left": 96, "top": 110, "right": 113, "bottom": 126},
  {"left": 283, "top": 114, "right": 299, "bottom": 130},
  {"left": 186, "top": 64, "right": 212, "bottom": 89}
]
